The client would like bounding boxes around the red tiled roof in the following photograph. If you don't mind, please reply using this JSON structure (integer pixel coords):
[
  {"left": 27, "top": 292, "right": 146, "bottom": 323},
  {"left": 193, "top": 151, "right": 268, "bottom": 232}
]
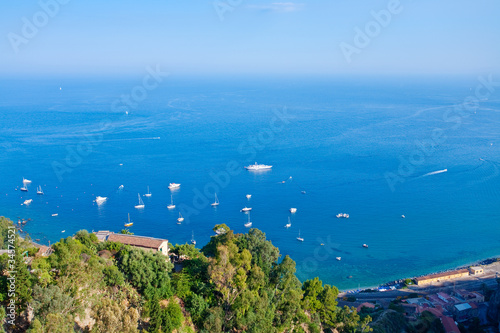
[
  {"left": 441, "top": 316, "right": 460, "bottom": 333},
  {"left": 415, "top": 269, "right": 469, "bottom": 282},
  {"left": 107, "top": 233, "right": 168, "bottom": 250},
  {"left": 356, "top": 302, "right": 375, "bottom": 312}
]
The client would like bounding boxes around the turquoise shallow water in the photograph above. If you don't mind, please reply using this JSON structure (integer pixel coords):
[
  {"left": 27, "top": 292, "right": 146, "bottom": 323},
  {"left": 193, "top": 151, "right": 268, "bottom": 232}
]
[{"left": 0, "top": 76, "right": 499, "bottom": 290}]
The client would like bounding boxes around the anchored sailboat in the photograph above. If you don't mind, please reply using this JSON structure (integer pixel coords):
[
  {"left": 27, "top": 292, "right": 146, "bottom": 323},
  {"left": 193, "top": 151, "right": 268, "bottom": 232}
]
[
  {"left": 167, "top": 195, "right": 175, "bottom": 209},
  {"left": 285, "top": 217, "right": 291, "bottom": 228},
  {"left": 36, "top": 186, "right": 44, "bottom": 195},
  {"left": 135, "top": 194, "right": 145, "bottom": 209},
  {"left": 211, "top": 193, "right": 219, "bottom": 207},
  {"left": 244, "top": 212, "right": 252, "bottom": 228},
  {"left": 296, "top": 230, "right": 304, "bottom": 242},
  {"left": 144, "top": 186, "right": 152, "bottom": 197},
  {"left": 191, "top": 231, "right": 196, "bottom": 245},
  {"left": 177, "top": 212, "right": 184, "bottom": 223},
  {"left": 124, "top": 213, "right": 133, "bottom": 227}
]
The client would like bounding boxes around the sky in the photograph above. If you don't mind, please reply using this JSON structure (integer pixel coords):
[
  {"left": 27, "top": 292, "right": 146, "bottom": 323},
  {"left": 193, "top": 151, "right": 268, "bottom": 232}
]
[{"left": 0, "top": 0, "right": 499, "bottom": 77}]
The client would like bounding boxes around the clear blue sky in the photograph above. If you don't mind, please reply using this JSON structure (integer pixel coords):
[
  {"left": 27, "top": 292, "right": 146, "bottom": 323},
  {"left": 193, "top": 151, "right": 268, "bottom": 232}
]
[{"left": 1, "top": 0, "right": 499, "bottom": 77}]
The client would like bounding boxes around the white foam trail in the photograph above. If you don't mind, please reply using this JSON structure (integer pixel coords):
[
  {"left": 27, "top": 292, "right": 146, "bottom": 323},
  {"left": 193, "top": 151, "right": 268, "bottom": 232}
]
[{"left": 422, "top": 169, "right": 448, "bottom": 177}]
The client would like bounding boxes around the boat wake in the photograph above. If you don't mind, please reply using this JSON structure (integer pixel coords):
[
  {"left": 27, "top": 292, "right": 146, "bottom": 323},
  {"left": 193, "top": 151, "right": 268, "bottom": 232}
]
[{"left": 421, "top": 169, "right": 448, "bottom": 177}]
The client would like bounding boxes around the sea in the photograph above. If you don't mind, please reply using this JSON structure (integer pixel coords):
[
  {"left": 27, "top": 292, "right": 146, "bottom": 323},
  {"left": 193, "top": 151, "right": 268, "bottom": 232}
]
[{"left": 0, "top": 75, "right": 499, "bottom": 290}]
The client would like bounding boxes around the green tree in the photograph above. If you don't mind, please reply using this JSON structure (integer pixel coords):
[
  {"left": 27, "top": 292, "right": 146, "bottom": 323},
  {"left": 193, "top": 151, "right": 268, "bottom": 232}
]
[
  {"left": 103, "top": 265, "right": 125, "bottom": 287},
  {"left": 91, "top": 298, "right": 139, "bottom": 333}
]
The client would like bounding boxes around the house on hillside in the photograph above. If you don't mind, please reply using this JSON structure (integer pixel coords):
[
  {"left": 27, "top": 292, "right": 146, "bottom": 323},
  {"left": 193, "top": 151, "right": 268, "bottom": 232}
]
[{"left": 94, "top": 231, "right": 169, "bottom": 256}]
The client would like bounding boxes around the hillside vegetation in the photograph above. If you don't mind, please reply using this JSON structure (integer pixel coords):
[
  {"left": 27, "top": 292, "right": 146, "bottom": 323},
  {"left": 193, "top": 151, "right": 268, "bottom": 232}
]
[{"left": 0, "top": 217, "right": 372, "bottom": 332}]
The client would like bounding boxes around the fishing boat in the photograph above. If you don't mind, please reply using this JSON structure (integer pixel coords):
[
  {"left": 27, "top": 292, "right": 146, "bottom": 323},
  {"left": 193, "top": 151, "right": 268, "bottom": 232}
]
[
  {"left": 168, "top": 183, "right": 181, "bottom": 190},
  {"left": 240, "top": 207, "right": 252, "bottom": 212},
  {"left": 244, "top": 162, "right": 272, "bottom": 171},
  {"left": 177, "top": 212, "right": 184, "bottom": 223},
  {"left": 285, "top": 217, "right": 291, "bottom": 228},
  {"left": 211, "top": 193, "right": 219, "bottom": 207},
  {"left": 244, "top": 213, "right": 252, "bottom": 228},
  {"left": 23, "top": 178, "right": 32, "bottom": 184},
  {"left": 296, "top": 230, "right": 304, "bottom": 242},
  {"left": 144, "top": 186, "right": 152, "bottom": 197},
  {"left": 124, "top": 213, "right": 133, "bottom": 227},
  {"left": 246, "top": 194, "right": 251, "bottom": 199},
  {"left": 36, "top": 186, "right": 44, "bottom": 195},
  {"left": 95, "top": 196, "right": 107, "bottom": 205},
  {"left": 135, "top": 194, "right": 145, "bottom": 209},
  {"left": 23, "top": 199, "right": 33, "bottom": 205},
  {"left": 167, "top": 195, "right": 175, "bottom": 209},
  {"left": 290, "top": 208, "right": 297, "bottom": 213},
  {"left": 191, "top": 231, "right": 196, "bottom": 245}
]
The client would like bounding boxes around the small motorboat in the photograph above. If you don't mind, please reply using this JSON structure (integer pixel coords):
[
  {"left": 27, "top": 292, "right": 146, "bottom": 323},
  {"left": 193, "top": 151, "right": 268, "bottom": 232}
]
[
  {"left": 362, "top": 244, "right": 369, "bottom": 248},
  {"left": 290, "top": 208, "right": 297, "bottom": 214},
  {"left": 168, "top": 183, "right": 181, "bottom": 190},
  {"left": 246, "top": 194, "right": 251, "bottom": 199},
  {"left": 240, "top": 207, "right": 252, "bottom": 212}
]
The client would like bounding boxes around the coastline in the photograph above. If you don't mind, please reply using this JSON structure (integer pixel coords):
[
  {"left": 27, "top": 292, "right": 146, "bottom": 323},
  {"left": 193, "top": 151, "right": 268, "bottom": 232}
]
[{"left": 341, "top": 255, "right": 500, "bottom": 294}]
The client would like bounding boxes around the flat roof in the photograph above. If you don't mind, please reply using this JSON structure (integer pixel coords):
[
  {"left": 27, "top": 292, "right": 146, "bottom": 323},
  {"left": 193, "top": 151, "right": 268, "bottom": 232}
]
[
  {"left": 454, "top": 303, "right": 472, "bottom": 311},
  {"left": 469, "top": 266, "right": 483, "bottom": 270}
]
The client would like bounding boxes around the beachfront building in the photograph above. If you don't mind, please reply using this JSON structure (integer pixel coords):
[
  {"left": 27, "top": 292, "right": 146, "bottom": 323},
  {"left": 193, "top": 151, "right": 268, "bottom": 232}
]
[
  {"left": 414, "top": 269, "right": 469, "bottom": 286},
  {"left": 468, "top": 266, "right": 484, "bottom": 275},
  {"left": 94, "top": 231, "right": 169, "bottom": 256}
]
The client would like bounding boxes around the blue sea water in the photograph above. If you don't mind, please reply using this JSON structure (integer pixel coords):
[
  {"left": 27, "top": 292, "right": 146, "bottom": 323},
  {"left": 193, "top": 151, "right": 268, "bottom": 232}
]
[{"left": 0, "top": 75, "right": 499, "bottom": 290}]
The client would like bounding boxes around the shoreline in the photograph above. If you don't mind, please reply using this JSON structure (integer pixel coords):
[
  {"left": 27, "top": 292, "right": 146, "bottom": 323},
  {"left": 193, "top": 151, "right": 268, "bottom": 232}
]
[{"left": 341, "top": 255, "right": 500, "bottom": 294}]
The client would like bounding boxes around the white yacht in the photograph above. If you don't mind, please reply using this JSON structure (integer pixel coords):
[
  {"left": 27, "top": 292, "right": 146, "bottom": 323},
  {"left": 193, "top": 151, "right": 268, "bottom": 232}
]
[
  {"left": 362, "top": 244, "right": 369, "bottom": 248},
  {"left": 244, "top": 213, "right": 252, "bottom": 228},
  {"left": 168, "top": 183, "right": 181, "bottom": 190},
  {"left": 23, "top": 178, "right": 32, "bottom": 184},
  {"left": 211, "top": 193, "right": 220, "bottom": 207},
  {"left": 246, "top": 194, "right": 252, "bottom": 199},
  {"left": 336, "top": 257, "right": 341, "bottom": 261},
  {"left": 177, "top": 212, "right": 184, "bottom": 223},
  {"left": 296, "top": 230, "right": 304, "bottom": 242},
  {"left": 244, "top": 162, "right": 272, "bottom": 171},
  {"left": 36, "top": 186, "right": 44, "bottom": 195},
  {"left": 336, "top": 213, "right": 349, "bottom": 219},
  {"left": 240, "top": 207, "right": 252, "bottom": 212},
  {"left": 290, "top": 208, "right": 297, "bottom": 214},
  {"left": 51, "top": 213, "right": 58, "bottom": 217},
  {"left": 285, "top": 217, "right": 291, "bottom": 228},
  {"left": 167, "top": 195, "right": 175, "bottom": 209},
  {"left": 118, "top": 185, "right": 124, "bottom": 190},
  {"left": 401, "top": 215, "right": 406, "bottom": 219},
  {"left": 23, "top": 199, "right": 33, "bottom": 205},
  {"left": 135, "top": 194, "right": 145, "bottom": 209},
  {"left": 95, "top": 196, "right": 107, "bottom": 205},
  {"left": 144, "top": 186, "right": 152, "bottom": 197},
  {"left": 20, "top": 184, "right": 28, "bottom": 192}
]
